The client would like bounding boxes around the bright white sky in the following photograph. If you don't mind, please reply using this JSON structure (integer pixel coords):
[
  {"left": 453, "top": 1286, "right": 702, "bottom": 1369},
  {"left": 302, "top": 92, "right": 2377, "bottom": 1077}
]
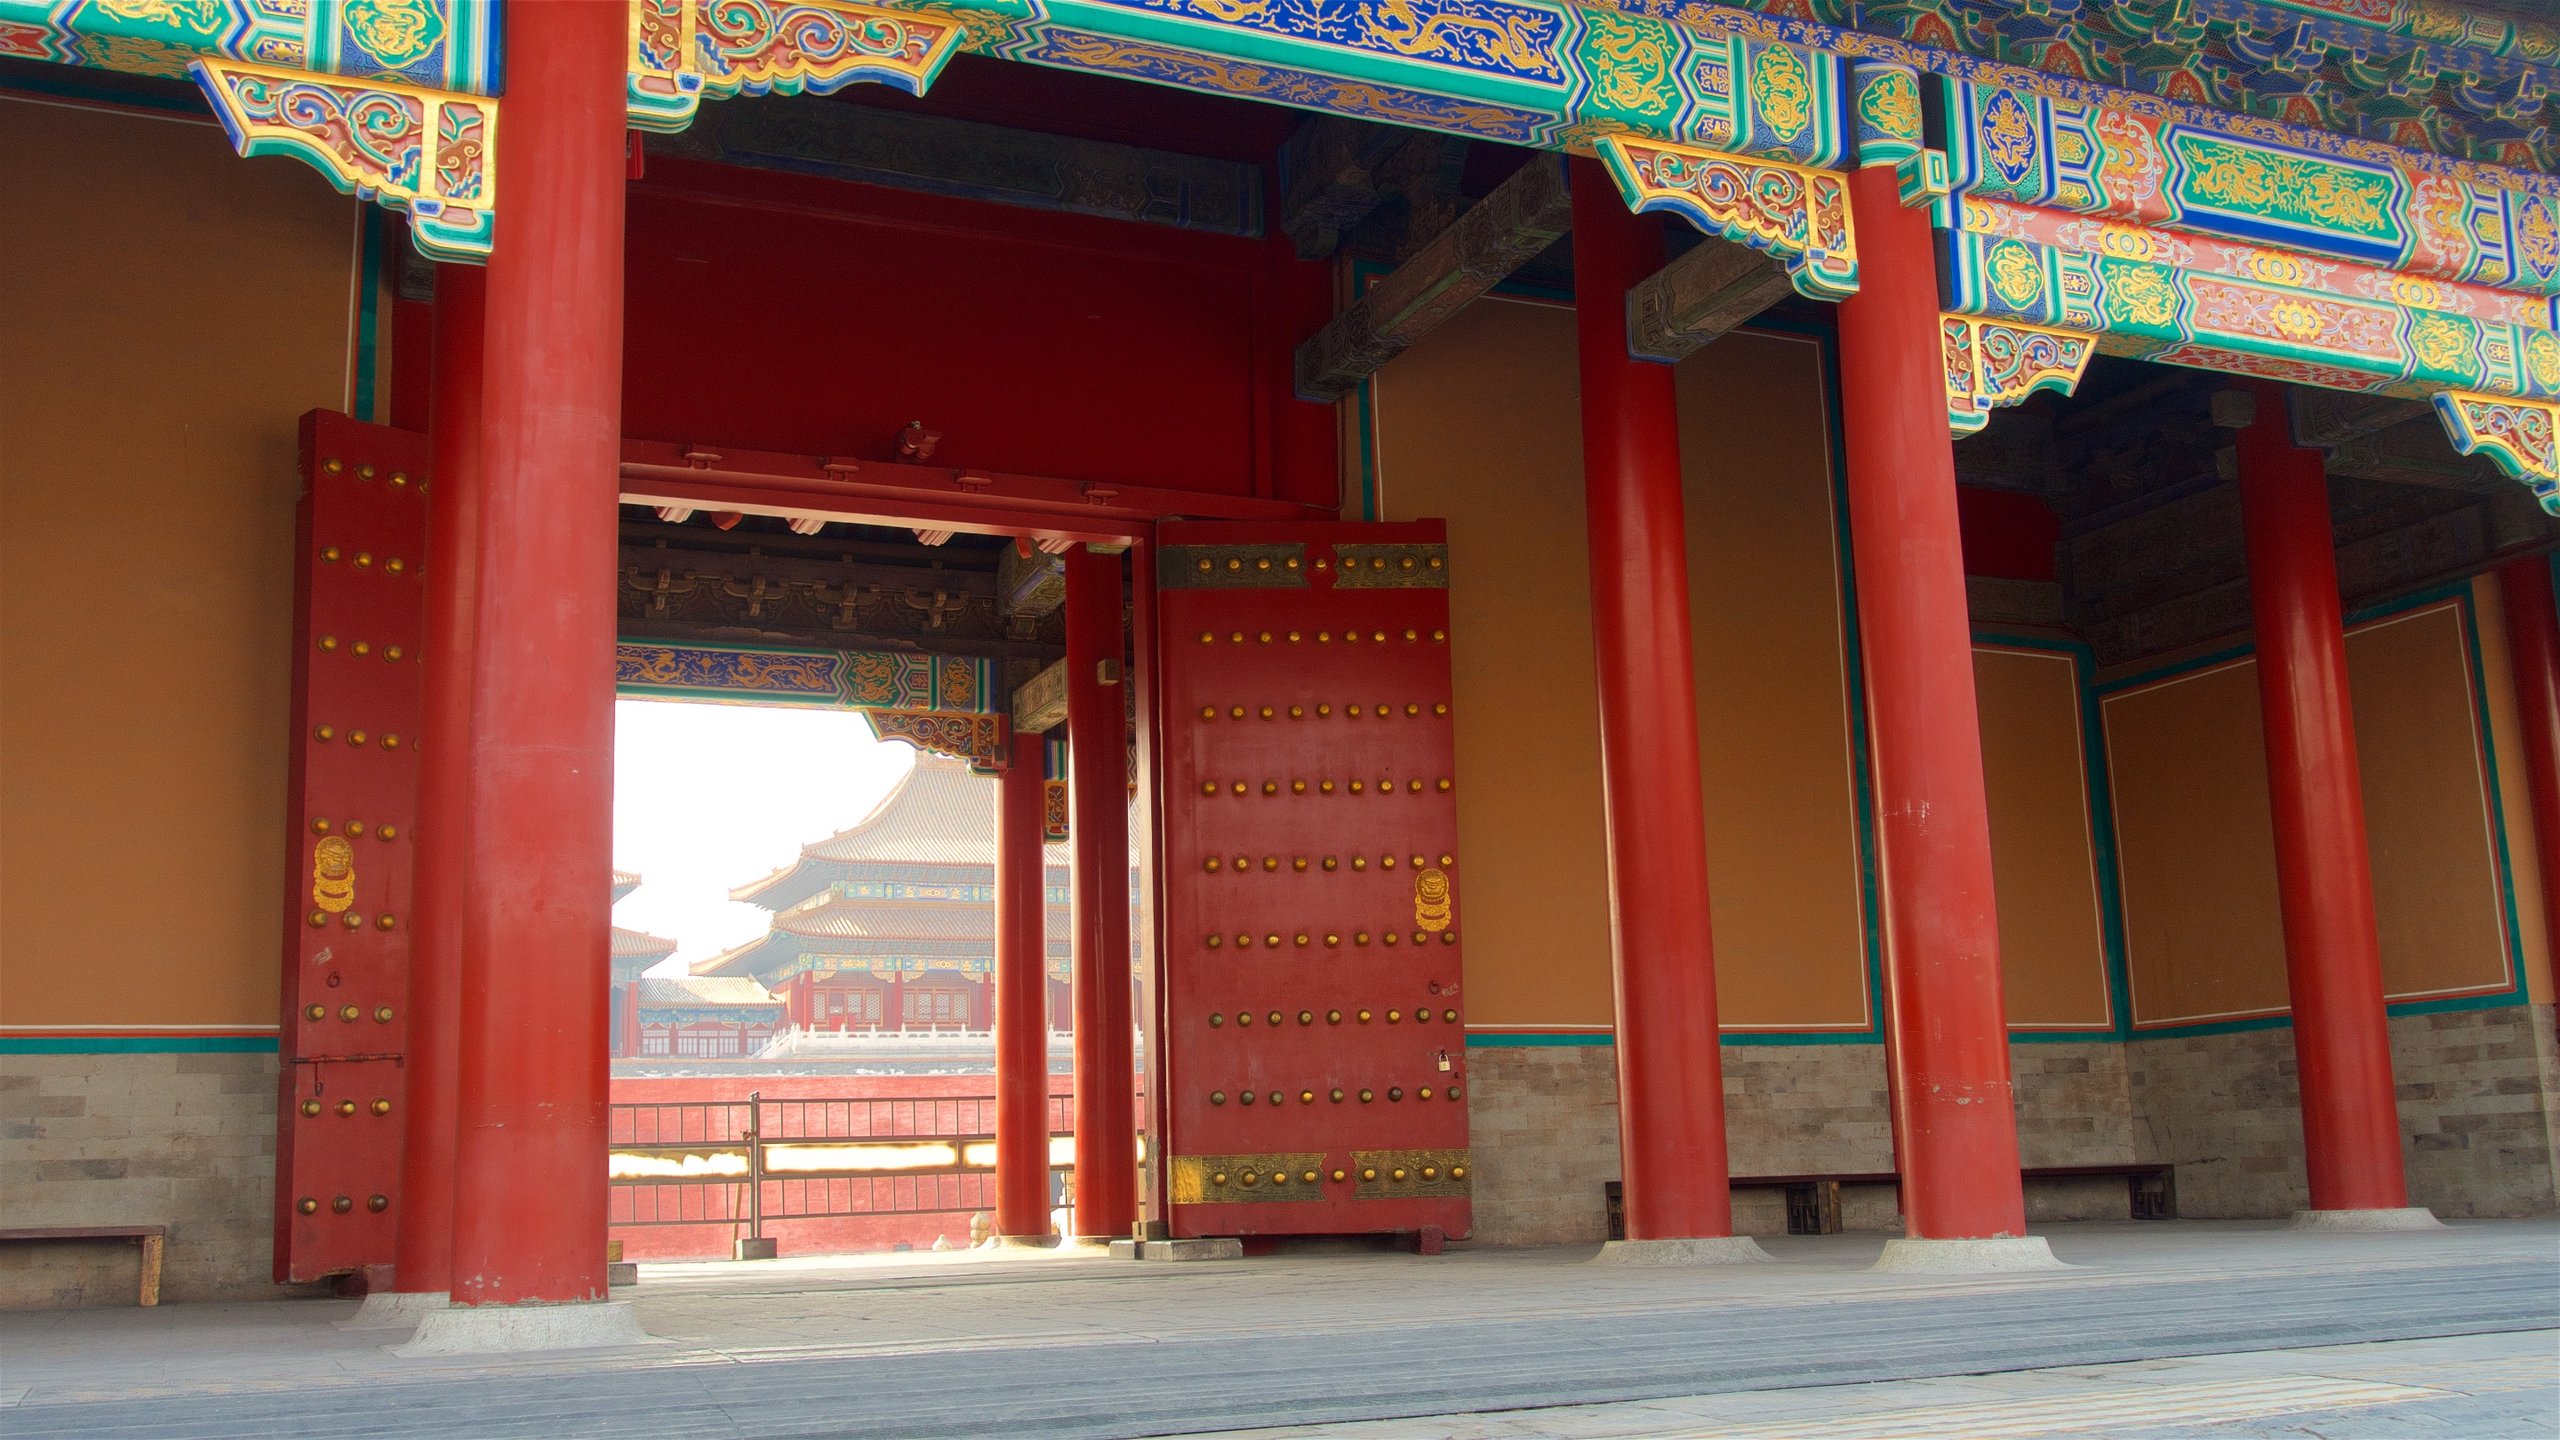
[{"left": 610, "top": 698, "right": 915, "bottom": 971}]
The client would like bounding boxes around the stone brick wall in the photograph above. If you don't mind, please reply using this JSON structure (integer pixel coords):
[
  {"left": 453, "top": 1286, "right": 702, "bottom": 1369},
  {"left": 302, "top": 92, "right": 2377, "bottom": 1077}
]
[
  {"left": 1460, "top": 1044, "right": 1620, "bottom": 1246},
  {"left": 1460, "top": 1038, "right": 2147, "bottom": 1243},
  {"left": 0, "top": 1052, "right": 292, "bottom": 1308},
  {"left": 2127, "top": 1003, "right": 2560, "bottom": 1218}
]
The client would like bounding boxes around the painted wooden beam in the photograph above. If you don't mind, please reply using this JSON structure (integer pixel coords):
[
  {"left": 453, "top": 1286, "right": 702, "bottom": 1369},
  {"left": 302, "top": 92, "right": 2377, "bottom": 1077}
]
[
  {"left": 1014, "top": 659, "right": 1070, "bottom": 733},
  {"left": 1624, "top": 234, "right": 1793, "bottom": 364},
  {"left": 2326, "top": 416, "right": 2509, "bottom": 496},
  {"left": 2290, "top": 390, "right": 2433, "bottom": 449},
  {"left": 1293, "top": 154, "right": 1572, "bottom": 404},
  {"left": 1277, "top": 115, "right": 1470, "bottom": 260}
]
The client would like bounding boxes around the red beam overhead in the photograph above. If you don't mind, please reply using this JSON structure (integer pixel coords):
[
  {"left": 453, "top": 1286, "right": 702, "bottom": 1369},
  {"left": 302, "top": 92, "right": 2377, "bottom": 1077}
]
[{"left": 619, "top": 439, "right": 1318, "bottom": 546}]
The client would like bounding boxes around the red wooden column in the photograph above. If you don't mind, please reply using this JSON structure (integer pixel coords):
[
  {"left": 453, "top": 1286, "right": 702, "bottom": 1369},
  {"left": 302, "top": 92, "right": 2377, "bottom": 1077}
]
[
  {"left": 1566, "top": 158, "right": 1739, "bottom": 1246},
  {"left": 617, "top": 981, "right": 641, "bottom": 1060},
  {"left": 392, "top": 263, "right": 483, "bottom": 1299},
  {"left": 440, "top": 0, "right": 629, "bottom": 1320},
  {"left": 2234, "top": 383, "right": 2411, "bottom": 1216},
  {"left": 994, "top": 730, "right": 1053, "bottom": 1239},
  {"left": 2496, "top": 558, "right": 2560, "bottom": 1013},
  {"left": 1835, "top": 166, "right": 2030, "bottom": 1244},
  {"left": 1066, "top": 545, "right": 1137, "bottom": 1241}
]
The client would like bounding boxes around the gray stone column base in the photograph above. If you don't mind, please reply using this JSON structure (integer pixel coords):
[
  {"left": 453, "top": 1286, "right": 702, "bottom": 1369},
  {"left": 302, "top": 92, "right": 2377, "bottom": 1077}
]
[
  {"left": 336, "top": 1291, "right": 449, "bottom": 1330},
  {"left": 394, "top": 1300, "right": 657, "bottom": 1358},
  {"left": 1108, "top": 1237, "right": 1243, "bottom": 1262},
  {"left": 1055, "top": 1236, "right": 1118, "bottom": 1254},
  {"left": 990, "top": 1234, "right": 1060, "bottom": 1250},
  {"left": 1873, "top": 1236, "right": 2067, "bottom": 1273},
  {"left": 2291, "top": 1207, "right": 2443, "bottom": 1231},
  {"left": 1589, "top": 1236, "right": 1771, "bottom": 1266}
]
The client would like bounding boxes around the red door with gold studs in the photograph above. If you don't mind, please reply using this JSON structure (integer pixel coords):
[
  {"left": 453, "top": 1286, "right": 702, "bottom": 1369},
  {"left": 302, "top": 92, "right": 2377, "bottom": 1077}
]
[
  {"left": 1154, "top": 520, "right": 1470, "bottom": 1239},
  {"left": 272, "top": 412, "right": 425, "bottom": 1281}
]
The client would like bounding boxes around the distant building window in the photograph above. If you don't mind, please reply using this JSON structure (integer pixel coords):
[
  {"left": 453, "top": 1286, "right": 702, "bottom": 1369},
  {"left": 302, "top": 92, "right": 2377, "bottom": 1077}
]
[{"left": 905, "top": 988, "right": 968, "bottom": 1024}]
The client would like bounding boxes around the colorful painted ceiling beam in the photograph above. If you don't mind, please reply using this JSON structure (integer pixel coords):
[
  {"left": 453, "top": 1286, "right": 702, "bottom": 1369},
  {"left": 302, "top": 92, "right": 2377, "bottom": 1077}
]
[
  {"left": 1615, "top": 2, "right": 2554, "bottom": 171},
  {"left": 1683, "top": 0, "right": 2557, "bottom": 170},
  {"left": 616, "top": 640, "right": 999, "bottom": 712},
  {"left": 1943, "top": 196, "right": 2560, "bottom": 405},
  {"left": 192, "top": 58, "right": 494, "bottom": 261},
  {"left": 1938, "top": 77, "right": 2560, "bottom": 298},
  {"left": 634, "top": 0, "right": 1852, "bottom": 165},
  {"left": 0, "top": 0, "right": 499, "bottom": 93}
]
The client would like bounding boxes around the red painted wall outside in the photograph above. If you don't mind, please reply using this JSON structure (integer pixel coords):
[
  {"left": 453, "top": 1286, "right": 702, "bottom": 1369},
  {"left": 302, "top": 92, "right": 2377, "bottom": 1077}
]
[{"left": 617, "top": 157, "right": 1339, "bottom": 507}]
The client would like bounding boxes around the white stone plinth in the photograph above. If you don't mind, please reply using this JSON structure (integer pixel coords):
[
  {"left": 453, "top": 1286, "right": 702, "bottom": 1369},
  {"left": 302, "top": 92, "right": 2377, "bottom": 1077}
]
[
  {"left": 394, "top": 1301, "right": 656, "bottom": 1357},
  {"left": 1589, "top": 1236, "right": 1771, "bottom": 1266},
  {"left": 1873, "top": 1236, "right": 2067, "bottom": 1273},
  {"left": 336, "top": 1291, "right": 450, "bottom": 1330},
  {"left": 2291, "top": 1207, "right": 2443, "bottom": 1232}
]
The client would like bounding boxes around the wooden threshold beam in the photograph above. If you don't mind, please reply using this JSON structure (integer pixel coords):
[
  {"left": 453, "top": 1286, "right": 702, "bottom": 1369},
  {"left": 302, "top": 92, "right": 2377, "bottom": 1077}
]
[
  {"left": 1293, "top": 154, "right": 1571, "bottom": 403},
  {"left": 1625, "top": 235, "right": 1792, "bottom": 364}
]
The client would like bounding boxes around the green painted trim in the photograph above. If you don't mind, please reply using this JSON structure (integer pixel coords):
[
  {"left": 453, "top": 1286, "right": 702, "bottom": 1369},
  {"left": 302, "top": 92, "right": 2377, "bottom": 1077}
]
[
  {"left": 2130, "top": 987, "right": 2530, "bottom": 1042},
  {"left": 1, "top": 1035, "right": 278, "bottom": 1055},
  {"left": 1464, "top": 1031, "right": 1613, "bottom": 1047},
  {"left": 1722, "top": 1029, "right": 1878, "bottom": 1047},
  {"left": 351, "top": 209, "right": 384, "bottom": 424},
  {"left": 2442, "top": 585, "right": 2531, "bottom": 1009}
]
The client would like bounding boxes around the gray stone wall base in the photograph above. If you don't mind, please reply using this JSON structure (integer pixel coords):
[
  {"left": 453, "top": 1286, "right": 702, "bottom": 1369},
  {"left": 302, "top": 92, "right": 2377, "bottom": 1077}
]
[
  {"left": 2292, "top": 1207, "right": 2444, "bottom": 1231},
  {"left": 1873, "top": 1236, "right": 2067, "bottom": 1273},
  {"left": 395, "top": 1301, "right": 656, "bottom": 1357},
  {"left": 1588, "top": 1236, "right": 1769, "bottom": 1266},
  {"left": 336, "top": 1291, "right": 449, "bottom": 1330}
]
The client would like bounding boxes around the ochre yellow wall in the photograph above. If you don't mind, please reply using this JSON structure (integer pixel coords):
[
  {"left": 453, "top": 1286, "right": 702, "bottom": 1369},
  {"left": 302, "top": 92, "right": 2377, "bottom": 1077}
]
[
  {"left": 1370, "top": 298, "right": 1613, "bottom": 1030},
  {"left": 2105, "top": 599, "right": 2514, "bottom": 1026},
  {"left": 1672, "top": 333, "right": 1868, "bottom": 1031},
  {"left": 0, "top": 99, "right": 357, "bottom": 1028},
  {"left": 1372, "top": 302, "right": 1866, "bottom": 1031},
  {"left": 1974, "top": 647, "right": 2113, "bottom": 1029}
]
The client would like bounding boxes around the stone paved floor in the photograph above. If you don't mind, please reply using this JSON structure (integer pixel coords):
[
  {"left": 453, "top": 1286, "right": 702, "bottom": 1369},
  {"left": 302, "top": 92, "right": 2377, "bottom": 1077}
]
[
  {"left": 1181, "top": 1331, "right": 2560, "bottom": 1439},
  {"left": 0, "top": 1221, "right": 2552, "bottom": 1438}
]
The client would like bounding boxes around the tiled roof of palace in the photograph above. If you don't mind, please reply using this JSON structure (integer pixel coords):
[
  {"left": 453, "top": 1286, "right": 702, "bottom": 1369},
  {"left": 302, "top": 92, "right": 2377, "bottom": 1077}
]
[
  {"left": 730, "top": 756, "right": 1074, "bottom": 910},
  {"left": 611, "top": 925, "right": 680, "bottom": 961},
  {"left": 636, "top": 976, "right": 780, "bottom": 1010}
]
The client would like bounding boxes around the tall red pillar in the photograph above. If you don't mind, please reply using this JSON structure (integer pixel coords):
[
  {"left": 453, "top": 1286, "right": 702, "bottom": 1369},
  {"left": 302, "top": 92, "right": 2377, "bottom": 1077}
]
[
  {"left": 616, "top": 980, "right": 641, "bottom": 1060},
  {"left": 1066, "top": 546, "right": 1136, "bottom": 1241},
  {"left": 445, "top": 0, "right": 628, "bottom": 1312},
  {"left": 994, "top": 730, "right": 1053, "bottom": 1239},
  {"left": 1835, "top": 166, "right": 2029, "bottom": 1242},
  {"left": 1567, "top": 157, "right": 1737, "bottom": 1243},
  {"left": 2496, "top": 558, "right": 2560, "bottom": 1014},
  {"left": 2235, "top": 383, "right": 2410, "bottom": 1215},
  {"left": 392, "top": 263, "right": 483, "bottom": 1297}
]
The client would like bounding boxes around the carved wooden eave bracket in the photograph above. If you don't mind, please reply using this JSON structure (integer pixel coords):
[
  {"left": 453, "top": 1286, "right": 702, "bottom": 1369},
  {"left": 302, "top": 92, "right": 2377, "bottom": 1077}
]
[
  {"left": 1942, "top": 315, "right": 2096, "bottom": 436},
  {"left": 2434, "top": 393, "right": 2560, "bottom": 513},
  {"left": 1592, "top": 136, "right": 1859, "bottom": 302},
  {"left": 626, "top": 0, "right": 973, "bottom": 134},
  {"left": 193, "top": 60, "right": 497, "bottom": 262}
]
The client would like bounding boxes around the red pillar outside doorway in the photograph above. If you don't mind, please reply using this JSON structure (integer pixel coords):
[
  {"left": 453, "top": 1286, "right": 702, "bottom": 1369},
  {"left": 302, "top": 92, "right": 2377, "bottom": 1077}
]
[
  {"left": 1566, "top": 157, "right": 1738, "bottom": 1245},
  {"left": 1066, "top": 546, "right": 1136, "bottom": 1241},
  {"left": 391, "top": 262, "right": 483, "bottom": 1298},
  {"left": 994, "top": 730, "right": 1053, "bottom": 1239},
  {"left": 2496, "top": 558, "right": 2560, "bottom": 1016},
  {"left": 1834, "top": 166, "right": 2030, "bottom": 1243},
  {"left": 2234, "top": 383, "right": 2412, "bottom": 1216},
  {"left": 443, "top": 0, "right": 629, "bottom": 1316}
]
